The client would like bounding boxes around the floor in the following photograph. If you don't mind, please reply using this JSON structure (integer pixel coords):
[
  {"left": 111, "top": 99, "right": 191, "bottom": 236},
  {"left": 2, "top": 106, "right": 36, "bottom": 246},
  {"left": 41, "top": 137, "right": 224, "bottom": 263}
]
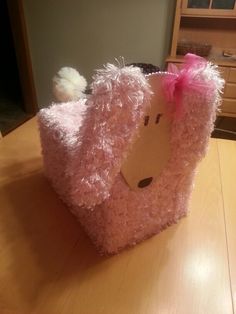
[{"left": 0, "top": 97, "right": 30, "bottom": 135}]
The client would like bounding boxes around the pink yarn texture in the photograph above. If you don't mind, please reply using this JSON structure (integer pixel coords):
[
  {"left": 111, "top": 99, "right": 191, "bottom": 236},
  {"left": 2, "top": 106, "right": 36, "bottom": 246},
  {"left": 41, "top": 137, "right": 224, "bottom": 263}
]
[{"left": 38, "top": 56, "right": 224, "bottom": 254}]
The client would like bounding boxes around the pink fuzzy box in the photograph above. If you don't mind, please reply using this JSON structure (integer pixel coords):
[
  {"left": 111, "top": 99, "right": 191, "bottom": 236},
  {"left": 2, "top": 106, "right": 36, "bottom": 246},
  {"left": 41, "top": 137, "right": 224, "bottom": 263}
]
[{"left": 38, "top": 54, "right": 223, "bottom": 254}]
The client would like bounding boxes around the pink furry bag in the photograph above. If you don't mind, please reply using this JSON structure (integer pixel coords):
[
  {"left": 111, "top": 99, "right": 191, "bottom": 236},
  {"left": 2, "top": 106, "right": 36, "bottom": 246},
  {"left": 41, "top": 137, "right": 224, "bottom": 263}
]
[{"left": 38, "top": 54, "right": 224, "bottom": 254}]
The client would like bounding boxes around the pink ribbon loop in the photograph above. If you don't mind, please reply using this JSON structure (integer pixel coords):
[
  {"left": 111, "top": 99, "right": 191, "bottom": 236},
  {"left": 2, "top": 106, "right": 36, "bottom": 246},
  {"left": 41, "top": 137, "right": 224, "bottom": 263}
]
[{"left": 163, "top": 53, "right": 209, "bottom": 116}]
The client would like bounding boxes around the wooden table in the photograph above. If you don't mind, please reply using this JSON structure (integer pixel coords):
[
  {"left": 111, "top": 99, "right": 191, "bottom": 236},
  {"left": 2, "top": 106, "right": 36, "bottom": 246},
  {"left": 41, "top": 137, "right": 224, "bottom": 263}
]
[{"left": 0, "top": 118, "right": 235, "bottom": 314}]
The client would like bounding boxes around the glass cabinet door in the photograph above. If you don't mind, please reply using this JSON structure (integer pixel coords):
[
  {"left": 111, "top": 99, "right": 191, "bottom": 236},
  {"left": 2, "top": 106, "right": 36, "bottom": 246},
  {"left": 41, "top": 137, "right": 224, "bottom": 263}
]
[
  {"left": 187, "top": 0, "right": 210, "bottom": 8},
  {"left": 181, "top": 0, "right": 236, "bottom": 16},
  {"left": 211, "top": 0, "right": 235, "bottom": 9}
]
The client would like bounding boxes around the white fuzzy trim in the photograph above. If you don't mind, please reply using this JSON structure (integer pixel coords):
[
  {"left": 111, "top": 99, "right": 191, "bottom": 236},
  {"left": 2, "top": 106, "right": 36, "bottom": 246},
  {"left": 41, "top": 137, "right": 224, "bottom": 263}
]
[{"left": 53, "top": 67, "right": 87, "bottom": 102}]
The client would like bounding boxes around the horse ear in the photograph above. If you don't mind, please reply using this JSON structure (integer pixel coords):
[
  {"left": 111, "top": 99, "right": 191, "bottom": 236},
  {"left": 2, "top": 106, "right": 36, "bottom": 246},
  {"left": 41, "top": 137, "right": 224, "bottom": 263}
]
[
  {"left": 169, "top": 60, "right": 225, "bottom": 168},
  {"left": 69, "top": 64, "right": 152, "bottom": 208}
]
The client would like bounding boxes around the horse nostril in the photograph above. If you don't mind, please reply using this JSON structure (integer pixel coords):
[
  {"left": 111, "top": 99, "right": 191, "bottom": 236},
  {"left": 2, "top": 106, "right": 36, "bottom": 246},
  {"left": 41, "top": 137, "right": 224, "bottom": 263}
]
[
  {"left": 155, "top": 113, "right": 163, "bottom": 124},
  {"left": 138, "top": 177, "right": 153, "bottom": 188},
  {"left": 144, "top": 115, "right": 149, "bottom": 126}
]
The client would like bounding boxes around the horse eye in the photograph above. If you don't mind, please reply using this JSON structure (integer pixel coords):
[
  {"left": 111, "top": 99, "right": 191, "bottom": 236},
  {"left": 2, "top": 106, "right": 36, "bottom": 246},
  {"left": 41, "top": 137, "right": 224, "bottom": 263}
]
[
  {"left": 155, "top": 114, "right": 163, "bottom": 124},
  {"left": 144, "top": 116, "right": 149, "bottom": 126}
]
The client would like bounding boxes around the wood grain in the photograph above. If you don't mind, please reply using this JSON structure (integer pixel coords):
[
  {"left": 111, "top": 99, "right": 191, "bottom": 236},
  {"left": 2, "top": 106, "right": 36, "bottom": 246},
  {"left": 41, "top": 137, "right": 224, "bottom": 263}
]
[
  {"left": 221, "top": 99, "right": 236, "bottom": 114},
  {"left": 217, "top": 139, "right": 236, "bottom": 312},
  {"left": 0, "top": 118, "right": 234, "bottom": 313},
  {"left": 170, "top": 0, "right": 181, "bottom": 57},
  {"left": 229, "top": 68, "right": 236, "bottom": 83},
  {"left": 224, "top": 83, "right": 236, "bottom": 99}
]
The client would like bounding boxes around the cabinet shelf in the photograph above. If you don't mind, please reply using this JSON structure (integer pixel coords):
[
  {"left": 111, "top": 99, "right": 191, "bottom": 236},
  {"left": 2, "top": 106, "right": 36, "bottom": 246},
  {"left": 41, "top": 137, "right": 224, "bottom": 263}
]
[
  {"left": 166, "top": 55, "right": 236, "bottom": 68},
  {"left": 181, "top": 13, "right": 236, "bottom": 18}
]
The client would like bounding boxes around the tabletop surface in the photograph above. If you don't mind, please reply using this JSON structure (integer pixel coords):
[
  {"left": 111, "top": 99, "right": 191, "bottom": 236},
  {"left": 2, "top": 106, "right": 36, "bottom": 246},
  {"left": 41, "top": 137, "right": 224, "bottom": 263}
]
[{"left": 0, "top": 118, "right": 235, "bottom": 314}]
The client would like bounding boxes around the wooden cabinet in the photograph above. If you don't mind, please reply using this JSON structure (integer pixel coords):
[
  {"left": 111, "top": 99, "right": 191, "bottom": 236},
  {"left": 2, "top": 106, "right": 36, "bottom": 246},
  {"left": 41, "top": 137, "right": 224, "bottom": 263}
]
[
  {"left": 222, "top": 66, "right": 236, "bottom": 115},
  {"left": 167, "top": 0, "right": 236, "bottom": 117}
]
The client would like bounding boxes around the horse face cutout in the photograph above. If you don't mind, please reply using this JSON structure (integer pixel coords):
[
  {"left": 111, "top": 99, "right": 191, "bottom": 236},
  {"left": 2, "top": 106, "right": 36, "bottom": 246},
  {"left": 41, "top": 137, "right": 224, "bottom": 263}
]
[{"left": 121, "top": 74, "right": 171, "bottom": 190}]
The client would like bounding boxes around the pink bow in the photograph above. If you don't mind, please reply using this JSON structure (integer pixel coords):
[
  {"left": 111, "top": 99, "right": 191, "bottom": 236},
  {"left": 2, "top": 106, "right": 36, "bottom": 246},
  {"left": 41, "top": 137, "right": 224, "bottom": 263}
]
[{"left": 163, "top": 53, "right": 209, "bottom": 117}]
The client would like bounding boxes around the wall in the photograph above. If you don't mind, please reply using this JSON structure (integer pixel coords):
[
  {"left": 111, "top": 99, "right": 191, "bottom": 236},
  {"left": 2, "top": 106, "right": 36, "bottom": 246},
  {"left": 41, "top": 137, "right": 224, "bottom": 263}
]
[{"left": 23, "top": 0, "right": 175, "bottom": 108}]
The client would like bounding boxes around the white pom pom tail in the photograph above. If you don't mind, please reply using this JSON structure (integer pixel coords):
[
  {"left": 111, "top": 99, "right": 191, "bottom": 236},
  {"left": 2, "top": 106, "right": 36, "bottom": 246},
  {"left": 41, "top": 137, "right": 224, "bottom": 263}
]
[{"left": 53, "top": 67, "right": 87, "bottom": 102}]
